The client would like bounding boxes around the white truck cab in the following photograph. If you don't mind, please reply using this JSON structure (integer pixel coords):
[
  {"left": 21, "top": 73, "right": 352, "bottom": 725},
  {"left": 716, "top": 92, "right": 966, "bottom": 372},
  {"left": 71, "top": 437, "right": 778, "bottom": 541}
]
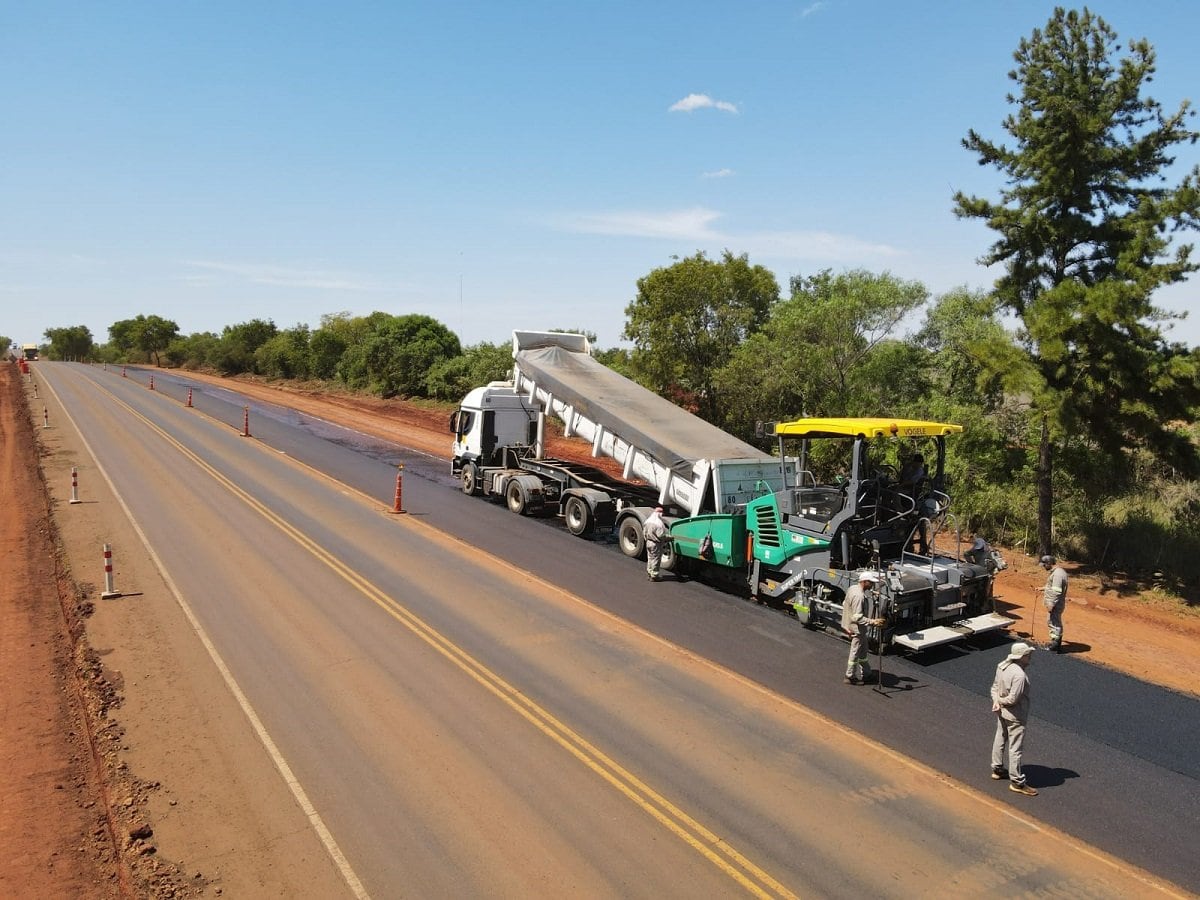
[{"left": 450, "top": 382, "right": 539, "bottom": 467}]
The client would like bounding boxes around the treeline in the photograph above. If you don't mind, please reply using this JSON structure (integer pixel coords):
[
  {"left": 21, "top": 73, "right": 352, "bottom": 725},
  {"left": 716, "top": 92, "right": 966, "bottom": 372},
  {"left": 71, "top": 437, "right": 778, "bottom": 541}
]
[{"left": 76, "top": 312, "right": 631, "bottom": 403}]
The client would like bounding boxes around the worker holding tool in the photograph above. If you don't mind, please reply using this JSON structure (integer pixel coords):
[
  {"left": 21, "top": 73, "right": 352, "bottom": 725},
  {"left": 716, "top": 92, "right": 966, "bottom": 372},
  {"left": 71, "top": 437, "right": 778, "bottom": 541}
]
[
  {"left": 990, "top": 641, "right": 1037, "bottom": 795},
  {"left": 842, "top": 572, "right": 886, "bottom": 685},
  {"left": 1040, "top": 555, "right": 1068, "bottom": 652}
]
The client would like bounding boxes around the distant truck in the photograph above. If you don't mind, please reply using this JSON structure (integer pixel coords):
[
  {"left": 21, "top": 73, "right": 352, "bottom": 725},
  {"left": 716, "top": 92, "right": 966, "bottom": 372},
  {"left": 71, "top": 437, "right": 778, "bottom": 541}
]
[
  {"left": 451, "top": 331, "right": 1009, "bottom": 652},
  {"left": 21, "top": 343, "right": 39, "bottom": 361}
]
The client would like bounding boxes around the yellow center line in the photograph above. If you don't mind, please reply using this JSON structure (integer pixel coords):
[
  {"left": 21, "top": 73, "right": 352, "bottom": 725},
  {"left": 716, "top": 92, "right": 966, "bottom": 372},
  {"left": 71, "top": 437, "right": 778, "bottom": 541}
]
[{"left": 94, "top": 377, "right": 798, "bottom": 900}]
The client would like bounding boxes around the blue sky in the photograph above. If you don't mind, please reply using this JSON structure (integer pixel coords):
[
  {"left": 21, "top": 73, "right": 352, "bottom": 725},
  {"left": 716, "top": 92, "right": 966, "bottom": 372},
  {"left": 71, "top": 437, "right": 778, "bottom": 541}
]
[{"left": 3, "top": 1, "right": 1199, "bottom": 352}]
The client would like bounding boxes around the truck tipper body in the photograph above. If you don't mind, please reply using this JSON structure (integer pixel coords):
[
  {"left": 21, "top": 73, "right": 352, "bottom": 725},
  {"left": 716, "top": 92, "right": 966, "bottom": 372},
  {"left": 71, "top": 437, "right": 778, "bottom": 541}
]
[
  {"left": 451, "top": 331, "right": 789, "bottom": 554},
  {"left": 451, "top": 331, "right": 1009, "bottom": 652}
]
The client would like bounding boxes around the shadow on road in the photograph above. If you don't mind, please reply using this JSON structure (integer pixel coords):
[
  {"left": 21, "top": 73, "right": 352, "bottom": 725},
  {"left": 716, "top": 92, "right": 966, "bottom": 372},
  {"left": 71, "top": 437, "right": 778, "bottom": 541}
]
[{"left": 1023, "top": 764, "right": 1080, "bottom": 789}]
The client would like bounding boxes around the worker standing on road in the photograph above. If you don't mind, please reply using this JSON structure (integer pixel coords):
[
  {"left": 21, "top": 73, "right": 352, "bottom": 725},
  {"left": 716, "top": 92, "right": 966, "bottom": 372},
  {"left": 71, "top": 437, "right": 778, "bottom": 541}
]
[
  {"left": 1040, "top": 555, "right": 1068, "bottom": 652},
  {"left": 644, "top": 506, "right": 668, "bottom": 582},
  {"left": 842, "top": 572, "right": 886, "bottom": 684},
  {"left": 991, "top": 641, "right": 1037, "bottom": 795}
]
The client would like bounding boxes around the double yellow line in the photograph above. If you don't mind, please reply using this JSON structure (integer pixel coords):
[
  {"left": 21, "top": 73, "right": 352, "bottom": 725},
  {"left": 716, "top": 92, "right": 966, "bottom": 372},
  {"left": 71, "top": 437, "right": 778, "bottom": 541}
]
[{"left": 99, "top": 378, "right": 798, "bottom": 899}]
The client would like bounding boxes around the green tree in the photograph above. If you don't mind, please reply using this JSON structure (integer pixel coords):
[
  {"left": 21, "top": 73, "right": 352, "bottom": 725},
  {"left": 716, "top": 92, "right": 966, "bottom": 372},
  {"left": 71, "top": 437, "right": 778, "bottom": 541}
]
[
  {"left": 107, "top": 314, "right": 179, "bottom": 365},
  {"left": 332, "top": 312, "right": 461, "bottom": 397},
  {"left": 623, "top": 250, "right": 778, "bottom": 422},
  {"left": 714, "top": 269, "right": 928, "bottom": 440},
  {"left": 424, "top": 341, "right": 512, "bottom": 400},
  {"left": 913, "top": 287, "right": 1008, "bottom": 407},
  {"left": 308, "top": 330, "right": 348, "bottom": 380},
  {"left": 255, "top": 325, "right": 312, "bottom": 380},
  {"left": 137, "top": 315, "right": 180, "bottom": 366},
  {"left": 43, "top": 325, "right": 95, "bottom": 360},
  {"left": 362, "top": 314, "right": 461, "bottom": 397},
  {"left": 334, "top": 312, "right": 404, "bottom": 388},
  {"left": 0, "top": 336, "right": 13, "bottom": 359},
  {"left": 954, "top": 7, "right": 1200, "bottom": 556},
  {"left": 212, "top": 319, "right": 278, "bottom": 374},
  {"left": 163, "top": 332, "right": 220, "bottom": 369}
]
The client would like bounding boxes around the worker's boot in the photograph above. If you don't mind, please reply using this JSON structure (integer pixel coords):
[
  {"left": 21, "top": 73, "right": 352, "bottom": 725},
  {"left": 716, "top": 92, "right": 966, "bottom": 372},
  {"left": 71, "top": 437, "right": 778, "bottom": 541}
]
[{"left": 1009, "top": 782, "right": 1038, "bottom": 797}]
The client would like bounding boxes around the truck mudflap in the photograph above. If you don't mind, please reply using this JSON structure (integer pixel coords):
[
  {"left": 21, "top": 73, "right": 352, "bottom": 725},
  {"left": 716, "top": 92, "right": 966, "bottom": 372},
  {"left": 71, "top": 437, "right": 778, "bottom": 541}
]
[{"left": 891, "top": 612, "right": 1013, "bottom": 652}]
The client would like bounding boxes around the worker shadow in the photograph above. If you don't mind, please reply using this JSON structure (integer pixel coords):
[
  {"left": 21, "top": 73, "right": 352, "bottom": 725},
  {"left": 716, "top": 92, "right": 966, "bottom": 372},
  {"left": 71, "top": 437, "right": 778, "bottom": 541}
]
[
  {"left": 1022, "top": 764, "right": 1079, "bottom": 788},
  {"left": 1057, "top": 640, "right": 1091, "bottom": 655},
  {"left": 869, "top": 671, "right": 925, "bottom": 696}
]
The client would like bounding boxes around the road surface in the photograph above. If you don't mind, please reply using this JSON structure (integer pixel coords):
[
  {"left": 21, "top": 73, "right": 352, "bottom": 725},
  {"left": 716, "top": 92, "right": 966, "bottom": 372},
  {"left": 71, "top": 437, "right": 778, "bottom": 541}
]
[{"left": 35, "top": 362, "right": 1198, "bottom": 897}]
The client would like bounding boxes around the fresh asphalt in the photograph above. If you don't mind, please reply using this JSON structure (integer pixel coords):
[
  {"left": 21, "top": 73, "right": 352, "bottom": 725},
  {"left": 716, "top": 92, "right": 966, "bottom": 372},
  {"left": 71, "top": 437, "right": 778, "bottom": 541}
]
[{"left": 110, "top": 366, "right": 1200, "bottom": 893}]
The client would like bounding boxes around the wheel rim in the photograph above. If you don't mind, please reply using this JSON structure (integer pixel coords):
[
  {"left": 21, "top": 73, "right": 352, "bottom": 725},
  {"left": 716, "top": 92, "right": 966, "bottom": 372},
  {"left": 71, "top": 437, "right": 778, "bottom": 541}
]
[
  {"left": 618, "top": 518, "right": 644, "bottom": 558},
  {"left": 566, "top": 497, "right": 594, "bottom": 535},
  {"left": 660, "top": 541, "right": 677, "bottom": 571}
]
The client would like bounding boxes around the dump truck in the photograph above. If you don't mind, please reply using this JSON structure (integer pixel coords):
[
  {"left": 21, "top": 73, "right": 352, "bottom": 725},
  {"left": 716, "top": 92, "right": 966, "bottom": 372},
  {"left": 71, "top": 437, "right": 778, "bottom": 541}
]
[
  {"left": 451, "top": 331, "right": 1009, "bottom": 651},
  {"left": 450, "top": 331, "right": 789, "bottom": 561},
  {"left": 21, "top": 343, "right": 39, "bottom": 361}
]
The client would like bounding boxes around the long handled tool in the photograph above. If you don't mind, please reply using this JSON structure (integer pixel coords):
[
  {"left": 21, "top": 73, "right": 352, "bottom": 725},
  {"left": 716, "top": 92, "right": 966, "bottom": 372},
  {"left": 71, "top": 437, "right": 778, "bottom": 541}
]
[{"left": 872, "top": 583, "right": 891, "bottom": 697}]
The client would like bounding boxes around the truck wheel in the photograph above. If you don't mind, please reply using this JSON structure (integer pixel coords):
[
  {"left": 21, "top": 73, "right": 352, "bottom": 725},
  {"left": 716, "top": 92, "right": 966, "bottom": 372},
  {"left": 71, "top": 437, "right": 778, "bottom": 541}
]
[
  {"left": 506, "top": 481, "right": 527, "bottom": 515},
  {"left": 660, "top": 541, "right": 678, "bottom": 571},
  {"left": 564, "top": 496, "right": 594, "bottom": 536},
  {"left": 618, "top": 517, "right": 645, "bottom": 558},
  {"left": 461, "top": 463, "right": 479, "bottom": 496}
]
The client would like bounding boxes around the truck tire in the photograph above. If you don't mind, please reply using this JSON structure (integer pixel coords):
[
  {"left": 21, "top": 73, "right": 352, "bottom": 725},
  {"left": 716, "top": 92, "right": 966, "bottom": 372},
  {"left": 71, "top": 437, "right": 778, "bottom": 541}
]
[
  {"left": 461, "top": 463, "right": 479, "bottom": 496},
  {"left": 618, "top": 517, "right": 645, "bottom": 558},
  {"left": 660, "top": 540, "right": 678, "bottom": 571},
  {"left": 564, "top": 496, "right": 594, "bottom": 536},
  {"left": 506, "top": 480, "right": 527, "bottom": 515}
]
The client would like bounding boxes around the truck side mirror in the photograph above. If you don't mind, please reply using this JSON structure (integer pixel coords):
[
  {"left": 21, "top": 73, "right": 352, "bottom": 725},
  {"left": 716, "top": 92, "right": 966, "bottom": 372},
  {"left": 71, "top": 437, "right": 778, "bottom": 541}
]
[{"left": 449, "top": 411, "right": 460, "bottom": 435}]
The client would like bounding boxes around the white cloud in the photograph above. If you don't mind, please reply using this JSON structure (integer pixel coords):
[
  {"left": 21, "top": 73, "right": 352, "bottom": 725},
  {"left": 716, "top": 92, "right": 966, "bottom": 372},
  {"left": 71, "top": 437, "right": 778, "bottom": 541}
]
[
  {"left": 669, "top": 93, "right": 739, "bottom": 114},
  {"left": 180, "top": 259, "right": 381, "bottom": 292},
  {"left": 562, "top": 207, "right": 724, "bottom": 241},
  {"left": 801, "top": 2, "right": 828, "bottom": 17},
  {"left": 739, "top": 229, "right": 901, "bottom": 263},
  {"left": 557, "top": 207, "right": 901, "bottom": 264},
  {"left": 701, "top": 168, "right": 735, "bottom": 179}
]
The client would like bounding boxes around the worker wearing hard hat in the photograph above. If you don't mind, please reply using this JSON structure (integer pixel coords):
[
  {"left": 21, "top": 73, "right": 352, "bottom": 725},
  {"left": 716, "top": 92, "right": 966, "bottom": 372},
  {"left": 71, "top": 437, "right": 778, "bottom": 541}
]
[
  {"left": 842, "top": 571, "right": 886, "bottom": 685},
  {"left": 991, "top": 641, "right": 1037, "bottom": 796}
]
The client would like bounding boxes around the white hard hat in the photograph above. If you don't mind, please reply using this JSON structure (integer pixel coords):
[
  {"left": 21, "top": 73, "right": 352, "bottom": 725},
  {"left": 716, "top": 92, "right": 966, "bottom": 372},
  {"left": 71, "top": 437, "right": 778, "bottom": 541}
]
[{"left": 857, "top": 571, "right": 880, "bottom": 583}]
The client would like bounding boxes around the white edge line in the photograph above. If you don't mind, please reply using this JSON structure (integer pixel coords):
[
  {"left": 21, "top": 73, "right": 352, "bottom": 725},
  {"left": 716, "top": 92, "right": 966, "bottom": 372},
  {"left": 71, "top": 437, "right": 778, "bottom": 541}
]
[{"left": 41, "top": 367, "right": 371, "bottom": 900}]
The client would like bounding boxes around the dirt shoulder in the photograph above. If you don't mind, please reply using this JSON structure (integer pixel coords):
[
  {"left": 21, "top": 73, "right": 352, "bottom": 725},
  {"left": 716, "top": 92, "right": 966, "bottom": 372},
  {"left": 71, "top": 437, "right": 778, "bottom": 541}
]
[
  {"left": 0, "top": 363, "right": 189, "bottom": 898},
  {"left": 178, "top": 368, "right": 1200, "bottom": 699}
]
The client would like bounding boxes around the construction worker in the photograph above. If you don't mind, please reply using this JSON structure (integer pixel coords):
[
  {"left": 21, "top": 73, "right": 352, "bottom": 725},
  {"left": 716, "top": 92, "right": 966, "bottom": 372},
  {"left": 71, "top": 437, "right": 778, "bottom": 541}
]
[
  {"left": 991, "top": 641, "right": 1037, "bottom": 796},
  {"left": 842, "top": 572, "right": 886, "bottom": 684},
  {"left": 644, "top": 506, "right": 668, "bottom": 581},
  {"left": 1040, "top": 555, "right": 1068, "bottom": 651}
]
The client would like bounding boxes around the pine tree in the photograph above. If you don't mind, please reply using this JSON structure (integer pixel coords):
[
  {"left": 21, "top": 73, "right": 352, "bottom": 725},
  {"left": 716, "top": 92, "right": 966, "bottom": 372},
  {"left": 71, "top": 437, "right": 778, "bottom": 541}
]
[{"left": 954, "top": 7, "right": 1200, "bottom": 557}]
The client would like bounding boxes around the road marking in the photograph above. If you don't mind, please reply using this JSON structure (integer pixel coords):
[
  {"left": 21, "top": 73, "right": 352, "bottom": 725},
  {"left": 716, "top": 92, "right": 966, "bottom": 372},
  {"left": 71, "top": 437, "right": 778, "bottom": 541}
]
[
  {"left": 41, "top": 372, "right": 372, "bottom": 900},
  {"left": 72, "top": 371, "right": 797, "bottom": 900},
  {"left": 65, "top": 364, "right": 1189, "bottom": 899}
]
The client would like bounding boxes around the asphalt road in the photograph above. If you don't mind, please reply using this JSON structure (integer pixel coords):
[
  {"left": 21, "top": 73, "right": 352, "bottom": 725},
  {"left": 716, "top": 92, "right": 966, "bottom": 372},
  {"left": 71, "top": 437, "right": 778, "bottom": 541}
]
[{"left": 45, "top": 363, "right": 1200, "bottom": 896}]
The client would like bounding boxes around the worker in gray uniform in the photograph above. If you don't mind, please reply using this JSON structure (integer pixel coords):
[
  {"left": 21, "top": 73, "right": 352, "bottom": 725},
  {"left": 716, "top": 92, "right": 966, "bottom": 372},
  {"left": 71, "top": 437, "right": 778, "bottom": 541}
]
[
  {"left": 643, "top": 506, "right": 668, "bottom": 581},
  {"left": 1040, "top": 555, "right": 1068, "bottom": 651},
  {"left": 991, "top": 641, "right": 1037, "bottom": 795},
  {"left": 842, "top": 571, "right": 885, "bottom": 684}
]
